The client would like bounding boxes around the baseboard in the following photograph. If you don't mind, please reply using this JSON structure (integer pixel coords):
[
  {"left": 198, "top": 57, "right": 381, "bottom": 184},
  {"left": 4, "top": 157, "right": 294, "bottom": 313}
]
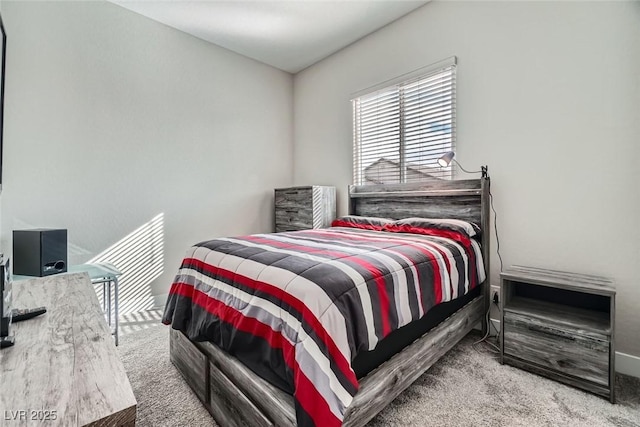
[
  {"left": 153, "top": 293, "right": 168, "bottom": 309},
  {"left": 616, "top": 352, "right": 640, "bottom": 379}
]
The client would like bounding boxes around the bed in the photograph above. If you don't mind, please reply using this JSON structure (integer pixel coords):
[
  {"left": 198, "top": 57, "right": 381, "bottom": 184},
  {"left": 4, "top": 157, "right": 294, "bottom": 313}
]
[{"left": 163, "top": 177, "right": 490, "bottom": 427}]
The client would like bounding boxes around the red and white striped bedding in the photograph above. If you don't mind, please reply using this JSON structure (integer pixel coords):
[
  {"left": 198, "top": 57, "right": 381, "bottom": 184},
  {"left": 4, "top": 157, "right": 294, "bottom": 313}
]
[{"left": 163, "top": 226, "right": 485, "bottom": 426}]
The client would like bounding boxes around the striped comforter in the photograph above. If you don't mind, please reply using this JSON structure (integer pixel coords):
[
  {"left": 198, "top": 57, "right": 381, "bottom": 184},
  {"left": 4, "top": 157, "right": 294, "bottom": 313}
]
[{"left": 162, "top": 227, "right": 485, "bottom": 427}]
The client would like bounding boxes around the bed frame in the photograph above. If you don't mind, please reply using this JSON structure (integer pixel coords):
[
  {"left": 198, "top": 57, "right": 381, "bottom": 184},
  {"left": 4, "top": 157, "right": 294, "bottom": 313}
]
[{"left": 169, "top": 177, "right": 491, "bottom": 427}]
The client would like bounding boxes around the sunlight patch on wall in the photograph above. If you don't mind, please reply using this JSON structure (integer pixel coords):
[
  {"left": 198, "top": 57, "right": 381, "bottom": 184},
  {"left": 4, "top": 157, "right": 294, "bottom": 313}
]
[{"left": 88, "top": 213, "right": 164, "bottom": 316}]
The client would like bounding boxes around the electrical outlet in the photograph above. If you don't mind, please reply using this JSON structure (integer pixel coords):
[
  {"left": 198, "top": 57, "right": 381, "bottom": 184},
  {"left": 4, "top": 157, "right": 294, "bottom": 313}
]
[{"left": 492, "top": 291, "right": 499, "bottom": 304}]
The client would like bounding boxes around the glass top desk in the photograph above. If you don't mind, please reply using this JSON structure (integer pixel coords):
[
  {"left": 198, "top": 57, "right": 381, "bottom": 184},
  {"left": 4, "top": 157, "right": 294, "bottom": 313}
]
[{"left": 13, "top": 262, "right": 122, "bottom": 346}]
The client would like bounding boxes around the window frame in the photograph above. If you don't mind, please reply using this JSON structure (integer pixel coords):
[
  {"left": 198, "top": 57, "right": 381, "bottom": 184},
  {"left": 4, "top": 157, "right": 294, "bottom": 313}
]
[{"left": 351, "top": 57, "right": 457, "bottom": 186}]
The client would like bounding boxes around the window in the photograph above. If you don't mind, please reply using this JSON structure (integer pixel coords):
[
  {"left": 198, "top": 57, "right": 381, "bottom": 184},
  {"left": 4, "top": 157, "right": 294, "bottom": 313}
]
[{"left": 352, "top": 57, "right": 456, "bottom": 185}]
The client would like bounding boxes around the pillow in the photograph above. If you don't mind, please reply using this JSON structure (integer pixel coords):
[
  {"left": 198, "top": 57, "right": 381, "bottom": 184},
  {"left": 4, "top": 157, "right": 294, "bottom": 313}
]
[
  {"left": 331, "top": 215, "right": 394, "bottom": 231},
  {"left": 383, "top": 217, "right": 481, "bottom": 238}
]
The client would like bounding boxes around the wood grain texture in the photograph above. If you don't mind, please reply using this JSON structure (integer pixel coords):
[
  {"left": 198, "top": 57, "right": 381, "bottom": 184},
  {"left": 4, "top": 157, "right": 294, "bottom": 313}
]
[
  {"left": 479, "top": 177, "right": 491, "bottom": 336},
  {"left": 274, "top": 187, "right": 312, "bottom": 209},
  {"left": 209, "top": 362, "right": 274, "bottom": 427},
  {"left": 505, "top": 297, "right": 610, "bottom": 338},
  {"left": 350, "top": 179, "right": 483, "bottom": 194},
  {"left": 0, "top": 273, "right": 136, "bottom": 426},
  {"left": 609, "top": 295, "right": 616, "bottom": 403},
  {"left": 500, "top": 266, "right": 615, "bottom": 402},
  {"left": 197, "top": 337, "right": 296, "bottom": 426},
  {"left": 353, "top": 195, "right": 481, "bottom": 224},
  {"left": 274, "top": 186, "right": 336, "bottom": 232},
  {"left": 502, "top": 355, "right": 612, "bottom": 400},
  {"left": 314, "top": 186, "right": 336, "bottom": 229},
  {"left": 169, "top": 297, "right": 484, "bottom": 427},
  {"left": 503, "top": 312, "right": 609, "bottom": 386},
  {"left": 503, "top": 266, "right": 615, "bottom": 295},
  {"left": 169, "top": 329, "right": 209, "bottom": 404}
]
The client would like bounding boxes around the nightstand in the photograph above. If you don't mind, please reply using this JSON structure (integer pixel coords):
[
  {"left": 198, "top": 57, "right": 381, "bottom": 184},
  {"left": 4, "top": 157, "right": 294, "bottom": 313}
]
[
  {"left": 274, "top": 186, "right": 336, "bottom": 232},
  {"left": 500, "top": 265, "right": 615, "bottom": 402}
]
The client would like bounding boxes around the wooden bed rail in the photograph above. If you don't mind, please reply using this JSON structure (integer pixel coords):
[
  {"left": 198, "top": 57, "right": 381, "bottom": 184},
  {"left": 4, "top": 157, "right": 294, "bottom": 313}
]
[
  {"left": 170, "top": 295, "right": 485, "bottom": 427},
  {"left": 343, "top": 295, "right": 484, "bottom": 426}
]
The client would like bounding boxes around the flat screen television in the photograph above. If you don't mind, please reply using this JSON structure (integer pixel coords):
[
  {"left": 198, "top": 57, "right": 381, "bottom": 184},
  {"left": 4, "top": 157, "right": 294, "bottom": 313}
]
[{"left": 0, "top": 13, "right": 5, "bottom": 188}]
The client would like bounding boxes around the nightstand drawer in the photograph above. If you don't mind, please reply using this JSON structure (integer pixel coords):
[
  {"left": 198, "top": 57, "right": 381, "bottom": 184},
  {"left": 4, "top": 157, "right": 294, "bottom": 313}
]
[{"left": 504, "top": 312, "right": 609, "bottom": 386}]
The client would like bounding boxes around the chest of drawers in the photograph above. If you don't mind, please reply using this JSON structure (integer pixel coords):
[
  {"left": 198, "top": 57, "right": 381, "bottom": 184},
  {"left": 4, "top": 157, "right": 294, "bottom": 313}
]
[{"left": 274, "top": 186, "right": 336, "bottom": 232}]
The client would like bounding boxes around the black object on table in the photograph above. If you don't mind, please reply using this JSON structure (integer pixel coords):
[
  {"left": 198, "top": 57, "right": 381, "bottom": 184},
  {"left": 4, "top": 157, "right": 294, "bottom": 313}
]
[{"left": 12, "top": 306, "right": 47, "bottom": 322}]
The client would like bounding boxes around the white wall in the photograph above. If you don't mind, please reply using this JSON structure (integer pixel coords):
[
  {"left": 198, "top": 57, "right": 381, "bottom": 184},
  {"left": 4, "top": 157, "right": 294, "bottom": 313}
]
[
  {"left": 1, "top": 1, "right": 293, "bottom": 311},
  {"left": 293, "top": 2, "right": 640, "bottom": 356}
]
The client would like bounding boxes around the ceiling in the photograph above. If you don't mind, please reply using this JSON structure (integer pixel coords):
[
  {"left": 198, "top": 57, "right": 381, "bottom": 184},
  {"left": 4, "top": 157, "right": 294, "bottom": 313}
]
[{"left": 110, "top": 1, "right": 429, "bottom": 74}]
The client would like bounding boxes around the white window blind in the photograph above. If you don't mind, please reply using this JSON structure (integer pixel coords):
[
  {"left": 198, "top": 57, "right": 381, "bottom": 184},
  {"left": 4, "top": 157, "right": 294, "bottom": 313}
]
[{"left": 352, "top": 58, "right": 456, "bottom": 185}]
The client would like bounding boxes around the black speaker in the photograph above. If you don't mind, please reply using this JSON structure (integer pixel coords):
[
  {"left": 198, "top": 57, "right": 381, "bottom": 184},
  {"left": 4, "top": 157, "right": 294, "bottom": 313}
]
[{"left": 13, "top": 229, "right": 67, "bottom": 277}]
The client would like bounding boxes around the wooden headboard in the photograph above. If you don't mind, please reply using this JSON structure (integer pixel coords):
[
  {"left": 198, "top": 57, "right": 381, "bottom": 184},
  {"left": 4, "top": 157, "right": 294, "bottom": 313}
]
[
  {"left": 348, "top": 179, "right": 488, "bottom": 224},
  {"left": 348, "top": 177, "right": 491, "bottom": 293}
]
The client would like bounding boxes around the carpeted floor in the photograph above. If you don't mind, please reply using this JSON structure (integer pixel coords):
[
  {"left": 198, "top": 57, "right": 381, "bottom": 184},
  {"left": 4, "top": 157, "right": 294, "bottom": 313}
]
[{"left": 118, "top": 320, "right": 640, "bottom": 427}]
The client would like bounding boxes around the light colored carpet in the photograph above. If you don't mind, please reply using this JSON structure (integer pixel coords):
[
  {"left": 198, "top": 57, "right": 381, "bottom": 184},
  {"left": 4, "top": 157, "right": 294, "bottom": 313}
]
[
  {"left": 117, "top": 322, "right": 213, "bottom": 427},
  {"left": 118, "top": 321, "right": 640, "bottom": 427}
]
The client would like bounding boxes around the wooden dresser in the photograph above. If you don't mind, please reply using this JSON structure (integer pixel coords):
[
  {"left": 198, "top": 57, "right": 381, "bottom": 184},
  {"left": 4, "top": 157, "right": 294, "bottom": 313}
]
[
  {"left": 500, "top": 266, "right": 615, "bottom": 402},
  {"left": 274, "top": 186, "right": 336, "bottom": 232},
  {"left": 0, "top": 273, "right": 137, "bottom": 426}
]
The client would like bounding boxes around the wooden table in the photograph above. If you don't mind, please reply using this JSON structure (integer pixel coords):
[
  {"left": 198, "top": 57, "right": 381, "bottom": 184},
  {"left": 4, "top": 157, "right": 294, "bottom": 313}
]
[{"left": 0, "top": 273, "right": 137, "bottom": 426}]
